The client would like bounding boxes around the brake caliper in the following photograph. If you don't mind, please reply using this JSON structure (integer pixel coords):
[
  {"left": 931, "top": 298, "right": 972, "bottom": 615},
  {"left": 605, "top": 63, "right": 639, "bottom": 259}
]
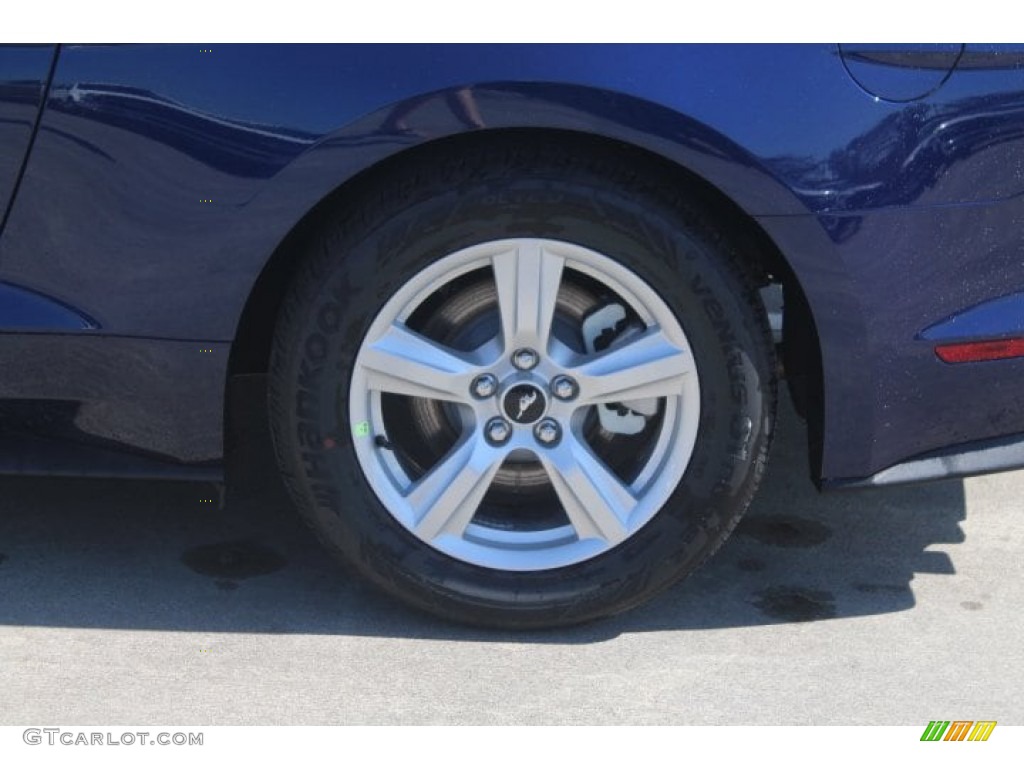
[{"left": 581, "top": 304, "right": 658, "bottom": 436}]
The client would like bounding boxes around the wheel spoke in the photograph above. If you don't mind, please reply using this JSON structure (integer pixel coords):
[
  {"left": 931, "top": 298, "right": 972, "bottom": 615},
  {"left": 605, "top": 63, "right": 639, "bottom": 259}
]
[
  {"left": 406, "top": 436, "right": 503, "bottom": 541},
  {"left": 492, "top": 241, "right": 565, "bottom": 353},
  {"left": 538, "top": 434, "right": 635, "bottom": 545},
  {"left": 360, "top": 323, "right": 478, "bottom": 402},
  {"left": 572, "top": 327, "right": 695, "bottom": 406}
]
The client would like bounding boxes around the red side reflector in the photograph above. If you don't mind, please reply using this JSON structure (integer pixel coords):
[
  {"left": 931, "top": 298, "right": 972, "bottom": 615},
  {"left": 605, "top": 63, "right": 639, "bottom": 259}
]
[{"left": 935, "top": 338, "right": 1024, "bottom": 363}]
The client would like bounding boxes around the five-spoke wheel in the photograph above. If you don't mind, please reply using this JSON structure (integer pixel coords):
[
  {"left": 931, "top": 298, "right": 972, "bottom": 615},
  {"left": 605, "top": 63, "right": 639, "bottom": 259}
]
[
  {"left": 349, "top": 238, "right": 701, "bottom": 570},
  {"left": 269, "top": 137, "right": 775, "bottom": 627}
]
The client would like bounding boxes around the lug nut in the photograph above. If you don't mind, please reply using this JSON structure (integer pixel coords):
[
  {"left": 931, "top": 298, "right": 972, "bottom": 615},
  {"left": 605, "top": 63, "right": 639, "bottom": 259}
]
[
  {"left": 485, "top": 417, "right": 512, "bottom": 446},
  {"left": 512, "top": 348, "right": 539, "bottom": 371},
  {"left": 550, "top": 375, "right": 578, "bottom": 401},
  {"left": 534, "top": 418, "right": 561, "bottom": 446},
  {"left": 470, "top": 373, "right": 498, "bottom": 399}
]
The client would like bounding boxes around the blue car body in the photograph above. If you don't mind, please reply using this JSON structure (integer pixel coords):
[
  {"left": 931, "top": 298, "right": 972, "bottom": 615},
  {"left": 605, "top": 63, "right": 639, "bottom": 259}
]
[{"left": 2, "top": 43, "right": 1024, "bottom": 488}]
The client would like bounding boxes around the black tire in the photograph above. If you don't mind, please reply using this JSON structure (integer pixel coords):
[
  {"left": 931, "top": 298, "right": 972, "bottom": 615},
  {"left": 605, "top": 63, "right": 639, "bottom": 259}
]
[{"left": 268, "top": 134, "right": 776, "bottom": 629}]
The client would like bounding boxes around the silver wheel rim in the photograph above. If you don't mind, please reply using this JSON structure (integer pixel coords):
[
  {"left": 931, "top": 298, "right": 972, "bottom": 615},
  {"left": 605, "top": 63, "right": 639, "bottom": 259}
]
[{"left": 349, "top": 238, "right": 701, "bottom": 571}]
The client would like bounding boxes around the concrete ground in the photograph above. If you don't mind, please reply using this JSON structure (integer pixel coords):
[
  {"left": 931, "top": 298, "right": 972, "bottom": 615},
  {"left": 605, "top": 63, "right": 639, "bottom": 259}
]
[{"left": 1, "top": 384, "right": 1021, "bottom": 725}]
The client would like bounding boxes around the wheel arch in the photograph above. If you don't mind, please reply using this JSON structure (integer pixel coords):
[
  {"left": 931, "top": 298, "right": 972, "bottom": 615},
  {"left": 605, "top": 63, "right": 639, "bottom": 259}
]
[{"left": 227, "top": 126, "right": 826, "bottom": 483}]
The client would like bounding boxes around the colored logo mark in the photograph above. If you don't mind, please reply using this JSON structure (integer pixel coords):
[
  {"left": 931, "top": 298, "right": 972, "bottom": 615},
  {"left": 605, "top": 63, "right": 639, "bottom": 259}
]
[{"left": 920, "top": 720, "right": 997, "bottom": 741}]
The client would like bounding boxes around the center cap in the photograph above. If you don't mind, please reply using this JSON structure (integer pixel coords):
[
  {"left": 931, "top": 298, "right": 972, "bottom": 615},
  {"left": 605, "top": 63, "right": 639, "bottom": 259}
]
[{"left": 502, "top": 383, "right": 547, "bottom": 425}]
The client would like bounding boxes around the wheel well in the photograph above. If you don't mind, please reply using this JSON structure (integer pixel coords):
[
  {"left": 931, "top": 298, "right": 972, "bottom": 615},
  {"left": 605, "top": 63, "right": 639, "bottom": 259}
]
[{"left": 226, "top": 128, "right": 825, "bottom": 479}]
